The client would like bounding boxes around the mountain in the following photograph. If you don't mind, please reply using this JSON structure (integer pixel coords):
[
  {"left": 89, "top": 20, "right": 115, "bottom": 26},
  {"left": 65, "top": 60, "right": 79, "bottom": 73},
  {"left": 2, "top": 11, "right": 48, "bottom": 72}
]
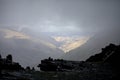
[
  {"left": 86, "top": 43, "right": 120, "bottom": 62},
  {"left": 12, "top": 27, "right": 88, "bottom": 53},
  {"left": 52, "top": 36, "right": 89, "bottom": 53},
  {"left": 0, "top": 28, "right": 64, "bottom": 68},
  {"left": 62, "top": 28, "right": 120, "bottom": 61},
  {"left": 0, "top": 27, "right": 89, "bottom": 68}
]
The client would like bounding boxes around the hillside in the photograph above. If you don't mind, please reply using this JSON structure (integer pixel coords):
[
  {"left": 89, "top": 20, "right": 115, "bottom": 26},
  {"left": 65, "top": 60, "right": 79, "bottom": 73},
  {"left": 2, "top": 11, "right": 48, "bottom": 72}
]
[
  {"left": 35, "top": 43, "right": 120, "bottom": 80},
  {"left": 0, "top": 43, "right": 119, "bottom": 80},
  {"left": 62, "top": 28, "right": 120, "bottom": 61}
]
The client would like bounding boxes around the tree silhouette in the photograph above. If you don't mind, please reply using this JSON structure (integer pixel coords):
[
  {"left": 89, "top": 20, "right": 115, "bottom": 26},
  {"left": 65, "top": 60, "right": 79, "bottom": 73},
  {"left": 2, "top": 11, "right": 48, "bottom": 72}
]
[
  {"left": 26, "top": 66, "right": 31, "bottom": 71},
  {"left": 38, "top": 57, "right": 75, "bottom": 71},
  {"left": 0, "top": 54, "right": 2, "bottom": 76},
  {"left": 38, "top": 57, "right": 58, "bottom": 71},
  {"left": 0, "top": 54, "right": 1, "bottom": 59},
  {"left": 32, "top": 67, "right": 35, "bottom": 71},
  {"left": 6, "top": 54, "right": 12, "bottom": 63},
  {"left": 48, "top": 57, "right": 53, "bottom": 61}
]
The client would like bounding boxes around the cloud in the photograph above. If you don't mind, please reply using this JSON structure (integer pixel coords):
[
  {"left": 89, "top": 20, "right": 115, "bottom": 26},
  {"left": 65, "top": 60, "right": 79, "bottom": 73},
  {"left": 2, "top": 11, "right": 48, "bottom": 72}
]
[
  {"left": 52, "top": 36, "right": 90, "bottom": 53},
  {"left": 32, "top": 17, "right": 80, "bottom": 33},
  {"left": 0, "top": 28, "right": 30, "bottom": 39},
  {"left": 0, "top": 0, "right": 120, "bottom": 35}
]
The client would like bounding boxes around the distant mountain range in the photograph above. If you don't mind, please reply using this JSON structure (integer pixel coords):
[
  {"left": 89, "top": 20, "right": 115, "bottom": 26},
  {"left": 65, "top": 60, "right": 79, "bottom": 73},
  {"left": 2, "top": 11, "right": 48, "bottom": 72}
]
[
  {"left": 0, "top": 27, "right": 88, "bottom": 68},
  {"left": 0, "top": 27, "right": 119, "bottom": 68},
  {"left": 0, "top": 28, "right": 64, "bottom": 68},
  {"left": 62, "top": 28, "right": 120, "bottom": 61}
]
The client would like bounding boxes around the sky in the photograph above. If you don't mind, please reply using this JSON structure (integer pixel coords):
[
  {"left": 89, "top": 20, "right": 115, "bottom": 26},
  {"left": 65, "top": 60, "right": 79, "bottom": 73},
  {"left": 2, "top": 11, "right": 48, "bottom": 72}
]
[
  {"left": 0, "top": 0, "right": 120, "bottom": 65},
  {"left": 0, "top": 0, "right": 120, "bottom": 35}
]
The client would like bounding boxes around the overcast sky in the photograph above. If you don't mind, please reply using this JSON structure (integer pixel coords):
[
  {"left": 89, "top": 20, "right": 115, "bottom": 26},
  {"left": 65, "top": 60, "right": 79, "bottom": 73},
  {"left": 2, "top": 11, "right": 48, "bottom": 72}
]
[{"left": 0, "top": 0, "right": 120, "bottom": 35}]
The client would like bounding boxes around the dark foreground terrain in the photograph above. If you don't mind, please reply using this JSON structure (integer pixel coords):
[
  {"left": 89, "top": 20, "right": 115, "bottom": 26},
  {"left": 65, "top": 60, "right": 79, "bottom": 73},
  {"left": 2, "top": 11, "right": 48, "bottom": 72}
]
[
  {"left": 32, "top": 63, "right": 118, "bottom": 80},
  {"left": 0, "top": 63, "right": 118, "bottom": 80},
  {"left": 0, "top": 43, "right": 120, "bottom": 80}
]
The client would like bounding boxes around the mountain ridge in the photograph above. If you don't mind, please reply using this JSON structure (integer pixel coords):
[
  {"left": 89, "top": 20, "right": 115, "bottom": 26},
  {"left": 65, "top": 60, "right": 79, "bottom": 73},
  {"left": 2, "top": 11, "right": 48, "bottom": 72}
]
[{"left": 62, "top": 28, "right": 120, "bottom": 61}]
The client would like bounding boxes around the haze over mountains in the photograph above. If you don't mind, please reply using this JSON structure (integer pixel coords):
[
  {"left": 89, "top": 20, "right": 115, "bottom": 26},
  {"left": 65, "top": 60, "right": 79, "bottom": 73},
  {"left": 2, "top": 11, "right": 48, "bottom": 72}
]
[
  {"left": 0, "top": 0, "right": 120, "bottom": 68},
  {"left": 0, "top": 27, "right": 89, "bottom": 67},
  {"left": 0, "top": 28, "right": 63, "bottom": 67},
  {"left": 63, "top": 28, "right": 120, "bottom": 61},
  {"left": 0, "top": 26, "right": 119, "bottom": 68}
]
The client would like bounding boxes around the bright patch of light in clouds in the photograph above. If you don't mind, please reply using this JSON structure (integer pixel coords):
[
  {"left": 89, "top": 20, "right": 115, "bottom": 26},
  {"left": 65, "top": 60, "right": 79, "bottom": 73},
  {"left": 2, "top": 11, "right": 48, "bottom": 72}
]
[
  {"left": 53, "top": 36, "right": 90, "bottom": 53},
  {"left": 0, "top": 29, "right": 30, "bottom": 39}
]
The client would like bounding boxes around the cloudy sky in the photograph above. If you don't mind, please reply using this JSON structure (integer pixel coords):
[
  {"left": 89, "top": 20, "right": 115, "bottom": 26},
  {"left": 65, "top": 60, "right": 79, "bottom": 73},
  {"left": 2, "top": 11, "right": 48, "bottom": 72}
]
[{"left": 0, "top": 0, "right": 120, "bottom": 35}]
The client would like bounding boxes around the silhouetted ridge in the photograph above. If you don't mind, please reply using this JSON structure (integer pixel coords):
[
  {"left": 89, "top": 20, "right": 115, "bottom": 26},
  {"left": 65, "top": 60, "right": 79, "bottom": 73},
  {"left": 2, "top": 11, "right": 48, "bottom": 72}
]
[
  {"left": 86, "top": 43, "right": 120, "bottom": 63},
  {"left": 37, "top": 57, "right": 75, "bottom": 71},
  {"left": 0, "top": 54, "right": 34, "bottom": 80},
  {"left": 0, "top": 43, "right": 119, "bottom": 80},
  {"left": 0, "top": 54, "right": 24, "bottom": 72},
  {"left": 38, "top": 43, "right": 120, "bottom": 73}
]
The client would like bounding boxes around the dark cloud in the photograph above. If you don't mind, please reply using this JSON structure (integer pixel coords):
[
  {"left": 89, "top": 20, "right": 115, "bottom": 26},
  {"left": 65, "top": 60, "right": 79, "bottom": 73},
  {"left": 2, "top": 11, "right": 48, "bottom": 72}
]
[
  {"left": 0, "top": 0, "right": 120, "bottom": 34},
  {"left": 0, "top": 0, "right": 120, "bottom": 63}
]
